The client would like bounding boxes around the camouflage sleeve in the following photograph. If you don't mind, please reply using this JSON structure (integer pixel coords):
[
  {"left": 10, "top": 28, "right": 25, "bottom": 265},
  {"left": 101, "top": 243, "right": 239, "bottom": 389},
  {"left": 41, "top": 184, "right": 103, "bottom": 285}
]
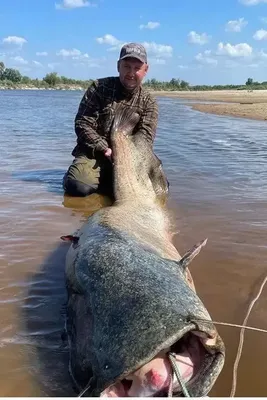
[
  {"left": 74, "top": 80, "right": 109, "bottom": 155},
  {"left": 135, "top": 94, "right": 158, "bottom": 145}
]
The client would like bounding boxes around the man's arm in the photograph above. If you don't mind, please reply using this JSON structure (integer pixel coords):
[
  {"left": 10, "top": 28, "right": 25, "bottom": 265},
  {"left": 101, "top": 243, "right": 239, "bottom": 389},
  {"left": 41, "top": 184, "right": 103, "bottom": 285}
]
[
  {"left": 75, "top": 80, "right": 109, "bottom": 156},
  {"left": 134, "top": 94, "right": 159, "bottom": 146}
]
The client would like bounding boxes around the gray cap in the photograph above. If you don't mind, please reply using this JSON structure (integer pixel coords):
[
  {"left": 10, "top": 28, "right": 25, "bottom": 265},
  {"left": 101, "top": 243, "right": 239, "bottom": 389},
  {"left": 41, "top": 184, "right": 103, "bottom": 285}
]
[{"left": 119, "top": 42, "right": 147, "bottom": 63}]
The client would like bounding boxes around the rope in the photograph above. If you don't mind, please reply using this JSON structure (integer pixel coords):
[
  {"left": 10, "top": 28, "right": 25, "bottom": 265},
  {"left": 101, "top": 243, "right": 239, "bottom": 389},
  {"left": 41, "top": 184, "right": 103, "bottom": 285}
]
[
  {"left": 192, "top": 274, "right": 267, "bottom": 398},
  {"left": 191, "top": 319, "right": 267, "bottom": 334},
  {"left": 168, "top": 352, "right": 191, "bottom": 397},
  {"left": 167, "top": 370, "right": 174, "bottom": 398},
  {"left": 230, "top": 275, "right": 267, "bottom": 397},
  {"left": 77, "top": 377, "right": 93, "bottom": 397}
]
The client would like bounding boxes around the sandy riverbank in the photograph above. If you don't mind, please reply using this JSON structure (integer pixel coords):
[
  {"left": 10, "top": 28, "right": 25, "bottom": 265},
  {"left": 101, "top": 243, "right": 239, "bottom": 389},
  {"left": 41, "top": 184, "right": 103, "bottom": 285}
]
[
  {"left": 188, "top": 102, "right": 267, "bottom": 121},
  {"left": 152, "top": 89, "right": 267, "bottom": 103},
  {"left": 152, "top": 89, "right": 267, "bottom": 121}
]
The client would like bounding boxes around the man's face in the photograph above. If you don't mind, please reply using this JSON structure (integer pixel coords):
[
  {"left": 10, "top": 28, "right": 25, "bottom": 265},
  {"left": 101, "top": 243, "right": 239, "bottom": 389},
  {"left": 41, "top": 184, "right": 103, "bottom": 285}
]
[{"left": 118, "top": 57, "right": 149, "bottom": 90}]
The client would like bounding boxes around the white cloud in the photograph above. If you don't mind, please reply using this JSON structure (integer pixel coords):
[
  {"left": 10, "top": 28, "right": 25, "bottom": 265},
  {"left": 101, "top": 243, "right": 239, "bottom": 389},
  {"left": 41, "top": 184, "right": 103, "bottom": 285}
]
[
  {"left": 225, "top": 17, "right": 248, "bottom": 32},
  {"left": 55, "top": 0, "right": 95, "bottom": 9},
  {"left": 253, "top": 29, "right": 267, "bottom": 40},
  {"left": 188, "top": 31, "right": 211, "bottom": 45},
  {"left": 96, "top": 34, "right": 124, "bottom": 52},
  {"left": 55, "top": 48, "right": 101, "bottom": 67},
  {"left": 36, "top": 51, "right": 48, "bottom": 56},
  {"left": 142, "top": 41, "right": 173, "bottom": 59},
  {"left": 2, "top": 36, "right": 27, "bottom": 46},
  {"left": 56, "top": 48, "right": 82, "bottom": 56},
  {"left": 177, "top": 65, "right": 189, "bottom": 69},
  {"left": 96, "top": 34, "right": 121, "bottom": 46},
  {"left": 73, "top": 52, "right": 89, "bottom": 59},
  {"left": 216, "top": 42, "right": 253, "bottom": 57},
  {"left": 195, "top": 50, "right": 218, "bottom": 65},
  {"left": 96, "top": 34, "right": 173, "bottom": 62},
  {"left": 239, "top": 0, "right": 267, "bottom": 5},
  {"left": 33, "top": 61, "right": 43, "bottom": 67},
  {"left": 139, "top": 21, "right": 160, "bottom": 30},
  {"left": 10, "top": 56, "right": 28, "bottom": 65},
  {"left": 72, "top": 53, "right": 93, "bottom": 62},
  {"left": 259, "top": 49, "right": 267, "bottom": 58},
  {"left": 191, "top": 42, "right": 256, "bottom": 69}
]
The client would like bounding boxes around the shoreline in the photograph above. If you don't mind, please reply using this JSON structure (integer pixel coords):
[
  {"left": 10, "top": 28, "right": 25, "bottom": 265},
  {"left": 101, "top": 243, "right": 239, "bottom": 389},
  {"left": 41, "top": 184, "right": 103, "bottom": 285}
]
[
  {"left": 186, "top": 102, "right": 267, "bottom": 122},
  {"left": 152, "top": 89, "right": 267, "bottom": 122}
]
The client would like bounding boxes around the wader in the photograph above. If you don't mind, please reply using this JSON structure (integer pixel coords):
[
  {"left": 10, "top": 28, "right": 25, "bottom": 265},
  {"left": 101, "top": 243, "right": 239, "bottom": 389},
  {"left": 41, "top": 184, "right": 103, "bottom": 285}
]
[{"left": 63, "top": 155, "right": 113, "bottom": 198}]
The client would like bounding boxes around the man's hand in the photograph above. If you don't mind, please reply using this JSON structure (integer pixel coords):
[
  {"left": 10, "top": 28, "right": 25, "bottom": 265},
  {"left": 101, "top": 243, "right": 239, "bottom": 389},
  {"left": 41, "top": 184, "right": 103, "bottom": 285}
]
[{"left": 104, "top": 148, "right": 112, "bottom": 162}]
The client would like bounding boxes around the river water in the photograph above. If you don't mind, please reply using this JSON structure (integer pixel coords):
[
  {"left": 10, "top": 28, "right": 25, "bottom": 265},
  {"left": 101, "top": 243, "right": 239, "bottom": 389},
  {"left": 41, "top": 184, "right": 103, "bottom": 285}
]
[{"left": 1, "top": 89, "right": 267, "bottom": 397}]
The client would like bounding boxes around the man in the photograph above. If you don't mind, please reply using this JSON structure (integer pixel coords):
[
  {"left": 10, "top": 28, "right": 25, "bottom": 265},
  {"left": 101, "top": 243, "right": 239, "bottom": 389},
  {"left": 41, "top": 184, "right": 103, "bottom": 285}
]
[{"left": 63, "top": 42, "right": 166, "bottom": 199}]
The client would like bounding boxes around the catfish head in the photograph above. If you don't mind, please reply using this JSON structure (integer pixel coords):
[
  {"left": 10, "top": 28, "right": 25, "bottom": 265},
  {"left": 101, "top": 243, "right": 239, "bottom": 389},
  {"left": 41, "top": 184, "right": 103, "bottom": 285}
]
[{"left": 66, "top": 232, "right": 225, "bottom": 398}]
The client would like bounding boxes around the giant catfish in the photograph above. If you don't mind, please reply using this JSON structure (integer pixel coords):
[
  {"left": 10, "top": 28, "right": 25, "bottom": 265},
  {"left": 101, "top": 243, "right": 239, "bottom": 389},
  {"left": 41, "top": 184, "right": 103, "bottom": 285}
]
[{"left": 62, "top": 105, "right": 225, "bottom": 397}]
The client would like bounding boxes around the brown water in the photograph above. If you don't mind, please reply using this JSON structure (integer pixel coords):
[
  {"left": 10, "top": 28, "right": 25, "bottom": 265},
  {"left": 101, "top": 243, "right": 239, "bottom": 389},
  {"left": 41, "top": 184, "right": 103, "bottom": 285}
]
[{"left": 1, "top": 90, "right": 267, "bottom": 397}]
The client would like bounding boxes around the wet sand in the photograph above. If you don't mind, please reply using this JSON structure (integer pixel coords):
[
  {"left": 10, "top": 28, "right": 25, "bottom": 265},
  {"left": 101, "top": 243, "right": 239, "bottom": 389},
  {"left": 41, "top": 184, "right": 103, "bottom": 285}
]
[{"left": 152, "top": 89, "right": 267, "bottom": 121}]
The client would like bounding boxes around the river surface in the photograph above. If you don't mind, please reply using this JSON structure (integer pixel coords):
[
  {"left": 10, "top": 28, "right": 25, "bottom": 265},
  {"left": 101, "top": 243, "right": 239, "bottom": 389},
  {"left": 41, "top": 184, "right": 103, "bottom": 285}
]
[{"left": 1, "top": 89, "right": 267, "bottom": 397}]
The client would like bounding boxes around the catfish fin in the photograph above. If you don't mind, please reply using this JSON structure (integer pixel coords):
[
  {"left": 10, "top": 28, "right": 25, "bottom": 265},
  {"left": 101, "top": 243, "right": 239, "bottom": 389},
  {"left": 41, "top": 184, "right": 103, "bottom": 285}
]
[
  {"left": 111, "top": 103, "right": 140, "bottom": 139},
  {"left": 178, "top": 238, "right": 208, "bottom": 270},
  {"left": 60, "top": 235, "right": 79, "bottom": 245}
]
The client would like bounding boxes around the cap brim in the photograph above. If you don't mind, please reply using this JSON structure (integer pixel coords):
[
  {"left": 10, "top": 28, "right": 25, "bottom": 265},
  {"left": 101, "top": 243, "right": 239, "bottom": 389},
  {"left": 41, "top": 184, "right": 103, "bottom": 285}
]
[{"left": 119, "top": 54, "right": 146, "bottom": 63}]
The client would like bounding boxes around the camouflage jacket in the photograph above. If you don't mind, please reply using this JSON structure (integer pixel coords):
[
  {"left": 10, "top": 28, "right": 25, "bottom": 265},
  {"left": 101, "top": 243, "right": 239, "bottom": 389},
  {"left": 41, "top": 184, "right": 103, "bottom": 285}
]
[{"left": 72, "top": 76, "right": 159, "bottom": 159}]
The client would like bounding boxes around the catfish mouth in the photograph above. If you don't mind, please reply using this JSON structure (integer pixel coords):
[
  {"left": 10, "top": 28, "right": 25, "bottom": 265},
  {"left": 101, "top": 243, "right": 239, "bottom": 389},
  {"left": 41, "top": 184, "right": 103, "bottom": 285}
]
[{"left": 100, "top": 330, "right": 221, "bottom": 397}]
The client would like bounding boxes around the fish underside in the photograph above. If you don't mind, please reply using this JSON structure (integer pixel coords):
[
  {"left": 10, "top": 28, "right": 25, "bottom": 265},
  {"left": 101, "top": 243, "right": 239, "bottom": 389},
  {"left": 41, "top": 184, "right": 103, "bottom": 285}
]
[{"left": 62, "top": 105, "right": 225, "bottom": 397}]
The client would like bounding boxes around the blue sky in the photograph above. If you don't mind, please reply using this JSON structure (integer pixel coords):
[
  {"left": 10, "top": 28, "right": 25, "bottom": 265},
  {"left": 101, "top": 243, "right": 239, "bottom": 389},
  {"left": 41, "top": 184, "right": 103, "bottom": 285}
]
[{"left": 1, "top": 0, "right": 267, "bottom": 85}]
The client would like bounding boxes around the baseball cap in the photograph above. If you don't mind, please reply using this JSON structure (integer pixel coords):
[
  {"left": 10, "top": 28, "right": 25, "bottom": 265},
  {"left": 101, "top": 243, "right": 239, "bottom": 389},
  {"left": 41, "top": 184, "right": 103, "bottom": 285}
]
[{"left": 119, "top": 42, "right": 147, "bottom": 64}]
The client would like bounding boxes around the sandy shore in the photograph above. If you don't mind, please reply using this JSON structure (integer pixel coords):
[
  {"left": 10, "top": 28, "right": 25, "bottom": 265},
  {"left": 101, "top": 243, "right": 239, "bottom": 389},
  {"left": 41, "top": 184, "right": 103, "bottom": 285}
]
[
  {"left": 152, "top": 89, "right": 267, "bottom": 121},
  {"left": 188, "top": 102, "right": 267, "bottom": 121}
]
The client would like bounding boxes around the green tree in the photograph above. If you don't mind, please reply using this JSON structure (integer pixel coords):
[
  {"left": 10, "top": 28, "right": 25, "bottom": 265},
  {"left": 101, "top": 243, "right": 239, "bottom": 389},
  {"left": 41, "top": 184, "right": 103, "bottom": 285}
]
[
  {"left": 170, "top": 78, "right": 180, "bottom": 88},
  {"left": 21, "top": 75, "right": 31, "bottom": 84},
  {"left": 0, "top": 61, "right": 5, "bottom": 79},
  {"left": 43, "top": 72, "right": 60, "bottom": 86},
  {"left": 246, "top": 77, "right": 253, "bottom": 86},
  {"left": 60, "top": 75, "right": 70, "bottom": 84},
  {"left": 180, "top": 80, "right": 189, "bottom": 89},
  {"left": 2, "top": 68, "right": 22, "bottom": 83}
]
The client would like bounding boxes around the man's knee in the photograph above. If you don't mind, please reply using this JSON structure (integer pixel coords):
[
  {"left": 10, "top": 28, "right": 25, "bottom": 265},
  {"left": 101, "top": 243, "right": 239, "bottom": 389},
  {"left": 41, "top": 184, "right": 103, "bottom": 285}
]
[
  {"left": 63, "top": 156, "right": 100, "bottom": 197},
  {"left": 63, "top": 176, "right": 97, "bottom": 197}
]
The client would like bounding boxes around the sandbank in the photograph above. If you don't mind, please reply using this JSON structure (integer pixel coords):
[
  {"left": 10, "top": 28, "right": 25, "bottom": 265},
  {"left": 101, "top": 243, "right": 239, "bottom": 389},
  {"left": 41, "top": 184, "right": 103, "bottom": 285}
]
[{"left": 152, "top": 90, "right": 267, "bottom": 122}]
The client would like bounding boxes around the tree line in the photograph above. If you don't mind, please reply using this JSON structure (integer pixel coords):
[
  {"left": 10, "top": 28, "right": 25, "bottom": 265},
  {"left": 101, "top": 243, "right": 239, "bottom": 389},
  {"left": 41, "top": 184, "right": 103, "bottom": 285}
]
[
  {"left": 1, "top": 61, "right": 267, "bottom": 91},
  {"left": 0, "top": 62, "right": 92, "bottom": 89}
]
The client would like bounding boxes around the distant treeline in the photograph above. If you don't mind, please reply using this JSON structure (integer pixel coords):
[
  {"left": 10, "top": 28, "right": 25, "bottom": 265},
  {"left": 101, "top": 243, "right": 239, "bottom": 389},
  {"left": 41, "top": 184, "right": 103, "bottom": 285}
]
[
  {"left": 1, "top": 61, "right": 267, "bottom": 91},
  {"left": 144, "top": 77, "right": 267, "bottom": 91}
]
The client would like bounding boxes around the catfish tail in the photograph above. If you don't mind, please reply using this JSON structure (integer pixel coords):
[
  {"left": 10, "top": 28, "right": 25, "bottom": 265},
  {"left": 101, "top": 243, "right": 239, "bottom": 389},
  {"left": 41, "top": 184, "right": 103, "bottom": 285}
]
[
  {"left": 110, "top": 104, "right": 140, "bottom": 144},
  {"left": 110, "top": 104, "right": 156, "bottom": 202},
  {"left": 111, "top": 106, "right": 169, "bottom": 206}
]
